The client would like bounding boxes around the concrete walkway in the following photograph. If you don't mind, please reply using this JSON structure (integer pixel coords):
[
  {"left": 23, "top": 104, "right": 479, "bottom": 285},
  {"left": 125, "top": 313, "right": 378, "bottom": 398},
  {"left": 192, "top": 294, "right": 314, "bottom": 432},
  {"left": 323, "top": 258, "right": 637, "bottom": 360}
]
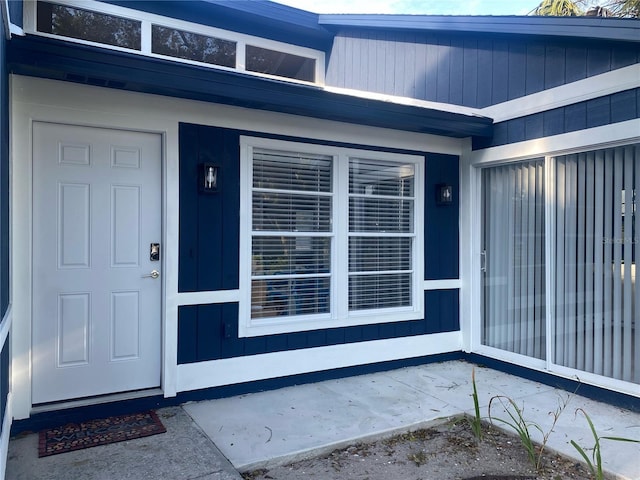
[{"left": 6, "top": 360, "right": 640, "bottom": 479}]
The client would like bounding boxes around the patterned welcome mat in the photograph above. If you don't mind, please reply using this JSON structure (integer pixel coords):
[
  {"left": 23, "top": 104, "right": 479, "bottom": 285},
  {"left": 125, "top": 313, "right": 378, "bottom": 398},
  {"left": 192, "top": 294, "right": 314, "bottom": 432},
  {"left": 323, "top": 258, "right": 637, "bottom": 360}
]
[{"left": 38, "top": 411, "right": 166, "bottom": 457}]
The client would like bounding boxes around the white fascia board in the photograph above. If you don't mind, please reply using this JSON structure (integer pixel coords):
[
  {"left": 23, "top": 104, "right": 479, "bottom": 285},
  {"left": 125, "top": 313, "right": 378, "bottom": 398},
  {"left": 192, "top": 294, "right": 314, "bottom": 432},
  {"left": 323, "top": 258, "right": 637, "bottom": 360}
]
[
  {"left": 324, "top": 86, "right": 488, "bottom": 120},
  {"left": 481, "top": 64, "right": 640, "bottom": 123},
  {"left": 176, "top": 331, "right": 462, "bottom": 392},
  {"left": 469, "top": 119, "right": 640, "bottom": 166}
]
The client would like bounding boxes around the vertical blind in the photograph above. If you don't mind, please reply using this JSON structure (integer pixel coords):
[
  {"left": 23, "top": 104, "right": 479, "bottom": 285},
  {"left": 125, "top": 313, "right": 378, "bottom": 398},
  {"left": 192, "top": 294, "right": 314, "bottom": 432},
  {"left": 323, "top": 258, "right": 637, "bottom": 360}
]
[
  {"left": 482, "top": 160, "right": 546, "bottom": 359},
  {"left": 348, "top": 159, "right": 415, "bottom": 311},
  {"left": 251, "top": 149, "right": 332, "bottom": 319},
  {"left": 554, "top": 145, "right": 639, "bottom": 383}
]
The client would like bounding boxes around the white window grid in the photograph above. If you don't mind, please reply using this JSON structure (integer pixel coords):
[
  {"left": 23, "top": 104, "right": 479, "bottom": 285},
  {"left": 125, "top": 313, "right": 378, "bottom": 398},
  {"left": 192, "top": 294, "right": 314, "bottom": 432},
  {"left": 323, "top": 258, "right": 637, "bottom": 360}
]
[
  {"left": 239, "top": 136, "right": 424, "bottom": 337},
  {"left": 23, "top": 0, "right": 326, "bottom": 85}
]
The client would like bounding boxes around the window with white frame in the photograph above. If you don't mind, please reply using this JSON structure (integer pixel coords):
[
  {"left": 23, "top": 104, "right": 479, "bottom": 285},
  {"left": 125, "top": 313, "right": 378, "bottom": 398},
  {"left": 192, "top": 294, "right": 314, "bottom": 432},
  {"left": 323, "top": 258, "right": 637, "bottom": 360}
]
[
  {"left": 31, "top": 0, "right": 324, "bottom": 84},
  {"left": 240, "top": 137, "right": 424, "bottom": 337}
]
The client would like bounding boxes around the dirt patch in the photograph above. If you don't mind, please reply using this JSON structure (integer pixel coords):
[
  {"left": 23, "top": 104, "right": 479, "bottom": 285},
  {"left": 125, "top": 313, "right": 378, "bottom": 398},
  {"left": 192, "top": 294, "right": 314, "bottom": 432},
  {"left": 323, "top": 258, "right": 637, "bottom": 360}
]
[{"left": 242, "top": 418, "right": 595, "bottom": 480}]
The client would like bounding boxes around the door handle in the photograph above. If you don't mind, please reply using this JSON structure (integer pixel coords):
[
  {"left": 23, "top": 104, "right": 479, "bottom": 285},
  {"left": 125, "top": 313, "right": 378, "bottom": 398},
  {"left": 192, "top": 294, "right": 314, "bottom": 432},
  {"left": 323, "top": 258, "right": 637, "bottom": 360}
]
[{"left": 142, "top": 269, "right": 160, "bottom": 279}]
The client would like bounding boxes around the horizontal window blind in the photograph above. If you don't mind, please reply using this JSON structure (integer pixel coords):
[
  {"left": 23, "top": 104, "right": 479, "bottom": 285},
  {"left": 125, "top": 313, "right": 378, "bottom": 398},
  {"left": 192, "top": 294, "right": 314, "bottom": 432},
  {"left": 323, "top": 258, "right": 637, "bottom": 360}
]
[
  {"left": 349, "top": 159, "right": 415, "bottom": 312},
  {"left": 251, "top": 149, "right": 332, "bottom": 319}
]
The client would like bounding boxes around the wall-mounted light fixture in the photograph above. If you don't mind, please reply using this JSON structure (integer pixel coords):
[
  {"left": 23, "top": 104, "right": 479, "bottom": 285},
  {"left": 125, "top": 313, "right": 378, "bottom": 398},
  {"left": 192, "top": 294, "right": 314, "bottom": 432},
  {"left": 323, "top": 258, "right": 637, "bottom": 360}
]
[
  {"left": 199, "top": 163, "right": 219, "bottom": 193},
  {"left": 436, "top": 184, "right": 453, "bottom": 205}
]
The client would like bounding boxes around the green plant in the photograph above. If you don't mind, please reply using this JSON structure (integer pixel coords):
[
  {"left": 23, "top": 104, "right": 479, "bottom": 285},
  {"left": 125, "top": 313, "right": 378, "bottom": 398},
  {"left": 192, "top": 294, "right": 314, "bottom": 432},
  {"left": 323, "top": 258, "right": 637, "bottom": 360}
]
[
  {"left": 468, "top": 367, "right": 483, "bottom": 442},
  {"left": 570, "top": 408, "right": 640, "bottom": 480},
  {"left": 488, "top": 396, "right": 539, "bottom": 467},
  {"left": 488, "top": 393, "right": 570, "bottom": 471}
]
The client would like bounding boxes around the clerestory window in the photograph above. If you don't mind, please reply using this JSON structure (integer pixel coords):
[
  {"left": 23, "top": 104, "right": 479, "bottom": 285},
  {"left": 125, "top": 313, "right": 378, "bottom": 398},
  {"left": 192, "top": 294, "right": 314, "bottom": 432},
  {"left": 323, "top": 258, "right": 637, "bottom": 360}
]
[
  {"left": 32, "top": 0, "right": 324, "bottom": 85},
  {"left": 239, "top": 137, "right": 424, "bottom": 337}
]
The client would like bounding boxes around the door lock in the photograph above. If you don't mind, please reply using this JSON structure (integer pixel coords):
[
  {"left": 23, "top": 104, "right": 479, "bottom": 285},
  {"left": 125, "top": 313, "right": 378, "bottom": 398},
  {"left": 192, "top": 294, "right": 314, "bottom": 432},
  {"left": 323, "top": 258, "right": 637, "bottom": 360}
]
[
  {"left": 150, "top": 243, "right": 160, "bottom": 261},
  {"left": 142, "top": 269, "right": 160, "bottom": 279}
]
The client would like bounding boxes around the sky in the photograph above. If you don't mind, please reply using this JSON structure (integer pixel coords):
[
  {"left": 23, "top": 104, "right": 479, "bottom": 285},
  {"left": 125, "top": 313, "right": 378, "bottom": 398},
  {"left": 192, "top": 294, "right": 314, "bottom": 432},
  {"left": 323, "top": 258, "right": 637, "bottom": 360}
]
[{"left": 270, "top": 0, "right": 546, "bottom": 15}]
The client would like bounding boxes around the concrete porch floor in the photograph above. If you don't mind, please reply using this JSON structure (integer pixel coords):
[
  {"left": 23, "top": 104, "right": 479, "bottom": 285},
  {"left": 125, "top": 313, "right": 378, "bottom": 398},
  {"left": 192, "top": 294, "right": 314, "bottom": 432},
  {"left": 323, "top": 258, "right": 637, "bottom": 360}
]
[{"left": 6, "top": 360, "right": 640, "bottom": 479}]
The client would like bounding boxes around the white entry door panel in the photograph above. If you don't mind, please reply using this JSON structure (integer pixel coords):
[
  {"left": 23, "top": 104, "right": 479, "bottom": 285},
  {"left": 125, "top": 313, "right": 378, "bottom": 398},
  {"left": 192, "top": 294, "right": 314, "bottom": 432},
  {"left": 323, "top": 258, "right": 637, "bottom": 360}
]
[{"left": 32, "top": 122, "right": 162, "bottom": 404}]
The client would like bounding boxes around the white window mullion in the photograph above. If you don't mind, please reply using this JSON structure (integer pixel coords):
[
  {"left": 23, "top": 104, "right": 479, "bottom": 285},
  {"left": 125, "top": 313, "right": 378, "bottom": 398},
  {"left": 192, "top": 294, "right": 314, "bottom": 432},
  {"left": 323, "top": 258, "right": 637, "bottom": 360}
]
[
  {"left": 525, "top": 162, "right": 536, "bottom": 357},
  {"left": 140, "top": 20, "right": 151, "bottom": 54},
  {"left": 334, "top": 154, "right": 349, "bottom": 321},
  {"left": 506, "top": 166, "right": 516, "bottom": 351},
  {"left": 545, "top": 155, "right": 556, "bottom": 369},
  {"left": 534, "top": 161, "right": 545, "bottom": 360}
]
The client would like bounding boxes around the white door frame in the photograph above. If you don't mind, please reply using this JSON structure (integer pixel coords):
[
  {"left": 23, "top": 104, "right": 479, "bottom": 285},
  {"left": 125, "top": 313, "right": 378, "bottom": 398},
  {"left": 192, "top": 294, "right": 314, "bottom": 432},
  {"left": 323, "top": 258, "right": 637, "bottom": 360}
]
[{"left": 10, "top": 76, "right": 182, "bottom": 419}]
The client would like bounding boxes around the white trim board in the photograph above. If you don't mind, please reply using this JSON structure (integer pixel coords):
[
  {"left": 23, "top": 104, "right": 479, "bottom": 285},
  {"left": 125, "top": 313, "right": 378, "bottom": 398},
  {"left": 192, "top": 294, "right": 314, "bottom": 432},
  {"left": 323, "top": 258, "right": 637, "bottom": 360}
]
[
  {"left": 423, "top": 279, "right": 460, "bottom": 290},
  {"left": 480, "top": 64, "right": 640, "bottom": 123},
  {"left": 0, "top": 393, "right": 12, "bottom": 480},
  {"left": 0, "top": 306, "right": 10, "bottom": 350},
  {"left": 178, "top": 290, "right": 241, "bottom": 306},
  {"left": 176, "top": 331, "right": 462, "bottom": 392}
]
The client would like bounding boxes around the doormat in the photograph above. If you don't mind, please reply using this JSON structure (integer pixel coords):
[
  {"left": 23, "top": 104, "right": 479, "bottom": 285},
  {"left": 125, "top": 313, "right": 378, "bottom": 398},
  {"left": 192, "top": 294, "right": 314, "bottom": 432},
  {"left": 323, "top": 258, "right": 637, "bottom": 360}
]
[{"left": 38, "top": 411, "right": 166, "bottom": 457}]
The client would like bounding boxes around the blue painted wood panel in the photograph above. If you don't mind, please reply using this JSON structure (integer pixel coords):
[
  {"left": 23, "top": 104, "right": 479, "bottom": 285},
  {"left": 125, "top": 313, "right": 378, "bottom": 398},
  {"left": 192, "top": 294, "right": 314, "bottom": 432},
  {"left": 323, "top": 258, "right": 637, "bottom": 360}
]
[
  {"left": 325, "top": 30, "right": 639, "bottom": 108},
  {"left": 473, "top": 88, "right": 640, "bottom": 150},
  {"left": 177, "top": 124, "right": 462, "bottom": 364},
  {"left": 177, "top": 296, "right": 458, "bottom": 364},
  {"left": 425, "top": 290, "right": 459, "bottom": 333},
  {"left": 424, "top": 153, "right": 459, "bottom": 280},
  {"left": 178, "top": 124, "right": 240, "bottom": 292},
  {"left": 8, "top": 0, "right": 22, "bottom": 28}
]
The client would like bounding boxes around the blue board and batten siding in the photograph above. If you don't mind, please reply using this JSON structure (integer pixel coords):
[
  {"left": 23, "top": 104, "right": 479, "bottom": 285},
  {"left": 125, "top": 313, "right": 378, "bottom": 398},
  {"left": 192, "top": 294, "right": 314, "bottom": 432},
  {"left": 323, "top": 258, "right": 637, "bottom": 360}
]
[
  {"left": 7, "top": 0, "right": 22, "bottom": 28},
  {"left": 326, "top": 29, "right": 640, "bottom": 109},
  {"left": 177, "top": 123, "right": 459, "bottom": 364},
  {"left": 473, "top": 88, "right": 640, "bottom": 149}
]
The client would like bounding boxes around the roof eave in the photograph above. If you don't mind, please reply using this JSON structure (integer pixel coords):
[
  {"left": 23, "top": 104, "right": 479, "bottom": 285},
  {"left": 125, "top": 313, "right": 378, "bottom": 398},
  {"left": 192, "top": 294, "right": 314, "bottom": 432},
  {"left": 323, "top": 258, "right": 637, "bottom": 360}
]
[
  {"left": 319, "top": 14, "right": 640, "bottom": 43},
  {"left": 7, "top": 36, "right": 493, "bottom": 139}
]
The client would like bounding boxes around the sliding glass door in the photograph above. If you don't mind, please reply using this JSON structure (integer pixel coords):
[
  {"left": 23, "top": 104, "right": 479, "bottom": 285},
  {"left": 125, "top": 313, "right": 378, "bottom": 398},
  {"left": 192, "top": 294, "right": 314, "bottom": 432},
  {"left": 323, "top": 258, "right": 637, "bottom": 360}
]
[
  {"left": 554, "top": 146, "right": 639, "bottom": 383},
  {"left": 481, "top": 160, "right": 546, "bottom": 360},
  {"left": 481, "top": 144, "right": 639, "bottom": 387}
]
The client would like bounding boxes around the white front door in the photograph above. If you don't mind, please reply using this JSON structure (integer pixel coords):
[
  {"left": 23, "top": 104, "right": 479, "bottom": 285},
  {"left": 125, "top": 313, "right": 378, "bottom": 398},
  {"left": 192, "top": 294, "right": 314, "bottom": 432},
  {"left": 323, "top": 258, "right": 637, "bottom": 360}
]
[{"left": 32, "top": 122, "right": 162, "bottom": 404}]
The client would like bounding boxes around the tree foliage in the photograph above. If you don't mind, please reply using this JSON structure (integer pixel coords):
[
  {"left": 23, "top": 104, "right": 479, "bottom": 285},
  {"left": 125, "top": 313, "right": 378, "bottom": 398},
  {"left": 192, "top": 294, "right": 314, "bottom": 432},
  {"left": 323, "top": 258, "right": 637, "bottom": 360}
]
[
  {"left": 533, "top": 0, "right": 583, "bottom": 15},
  {"left": 532, "top": 0, "right": 640, "bottom": 17},
  {"left": 600, "top": 0, "right": 640, "bottom": 17}
]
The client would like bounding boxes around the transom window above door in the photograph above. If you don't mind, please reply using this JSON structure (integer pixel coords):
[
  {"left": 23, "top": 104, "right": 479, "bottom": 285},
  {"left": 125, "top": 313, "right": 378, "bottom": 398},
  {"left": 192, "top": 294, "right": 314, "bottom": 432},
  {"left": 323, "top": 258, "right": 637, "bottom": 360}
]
[{"left": 239, "top": 137, "right": 424, "bottom": 337}]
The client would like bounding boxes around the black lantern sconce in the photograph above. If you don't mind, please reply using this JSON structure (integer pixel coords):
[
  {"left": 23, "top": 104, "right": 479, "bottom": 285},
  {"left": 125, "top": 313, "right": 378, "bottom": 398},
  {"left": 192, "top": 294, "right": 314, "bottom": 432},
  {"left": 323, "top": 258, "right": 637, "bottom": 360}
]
[
  {"left": 436, "top": 184, "right": 453, "bottom": 206},
  {"left": 199, "top": 163, "right": 219, "bottom": 194}
]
